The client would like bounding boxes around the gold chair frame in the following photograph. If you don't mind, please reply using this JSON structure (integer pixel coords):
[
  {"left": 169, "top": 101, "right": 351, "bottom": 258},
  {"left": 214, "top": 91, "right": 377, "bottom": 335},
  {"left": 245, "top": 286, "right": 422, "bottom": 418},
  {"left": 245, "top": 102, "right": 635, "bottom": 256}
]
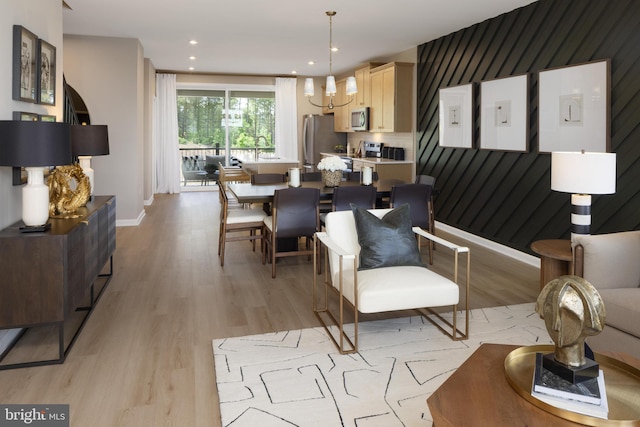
[{"left": 313, "top": 226, "right": 470, "bottom": 354}]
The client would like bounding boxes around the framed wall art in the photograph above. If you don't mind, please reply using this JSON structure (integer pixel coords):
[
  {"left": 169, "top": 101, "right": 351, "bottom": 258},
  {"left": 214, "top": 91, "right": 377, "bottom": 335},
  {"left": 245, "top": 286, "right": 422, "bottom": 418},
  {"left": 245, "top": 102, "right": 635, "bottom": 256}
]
[
  {"left": 12, "top": 111, "right": 39, "bottom": 121},
  {"left": 480, "top": 74, "right": 529, "bottom": 152},
  {"left": 39, "top": 114, "right": 56, "bottom": 122},
  {"left": 438, "top": 83, "right": 474, "bottom": 148},
  {"left": 37, "top": 39, "right": 56, "bottom": 105},
  {"left": 12, "top": 25, "right": 38, "bottom": 103},
  {"left": 538, "top": 59, "right": 610, "bottom": 153}
]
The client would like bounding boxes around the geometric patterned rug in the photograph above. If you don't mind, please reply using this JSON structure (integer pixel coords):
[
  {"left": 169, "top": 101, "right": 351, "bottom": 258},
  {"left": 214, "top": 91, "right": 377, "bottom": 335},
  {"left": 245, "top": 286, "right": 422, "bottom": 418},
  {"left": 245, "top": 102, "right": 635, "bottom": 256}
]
[{"left": 213, "top": 303, "right": 553, "bottom": 427}]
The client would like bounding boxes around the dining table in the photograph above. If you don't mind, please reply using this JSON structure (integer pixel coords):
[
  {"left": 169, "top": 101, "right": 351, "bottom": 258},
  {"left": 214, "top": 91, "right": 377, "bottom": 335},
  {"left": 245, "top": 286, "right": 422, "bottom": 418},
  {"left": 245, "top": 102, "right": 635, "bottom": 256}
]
[{"left": 227, "top": 179, "right": 407, "bottom": 205}]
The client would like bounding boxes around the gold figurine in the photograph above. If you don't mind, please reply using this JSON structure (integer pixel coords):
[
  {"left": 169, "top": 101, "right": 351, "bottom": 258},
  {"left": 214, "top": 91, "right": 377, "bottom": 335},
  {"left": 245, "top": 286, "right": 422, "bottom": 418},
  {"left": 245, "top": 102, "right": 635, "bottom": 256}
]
[
  {"left": 48, "top": 164, "right": 91, "bottom": 216},
  {"left": 536, "top": 275, "right": 606, "bottom": 368}
]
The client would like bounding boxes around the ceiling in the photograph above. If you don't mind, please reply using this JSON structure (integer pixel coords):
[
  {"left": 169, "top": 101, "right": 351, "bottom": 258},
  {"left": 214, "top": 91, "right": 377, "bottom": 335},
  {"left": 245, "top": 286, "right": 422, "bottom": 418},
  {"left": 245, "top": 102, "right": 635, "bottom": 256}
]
[{"left": 62, "top": 0, "right": 535, "bottom": 77}]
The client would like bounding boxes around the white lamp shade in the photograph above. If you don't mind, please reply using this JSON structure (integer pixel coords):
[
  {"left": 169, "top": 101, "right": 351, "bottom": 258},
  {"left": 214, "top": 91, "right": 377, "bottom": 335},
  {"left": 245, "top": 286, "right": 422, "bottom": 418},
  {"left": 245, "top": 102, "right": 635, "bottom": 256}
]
[
  {"left": 346, "top": 76, "right": 358, "bottom": 95},
  {"left": 551, "top": 151, "right": 616, "bottom": 194},
  {"left": 325, "top": 76, "right": 336, "bottom": 96},
  {"left": 304, "top": 78, "right": 315, "bottom": 97}
]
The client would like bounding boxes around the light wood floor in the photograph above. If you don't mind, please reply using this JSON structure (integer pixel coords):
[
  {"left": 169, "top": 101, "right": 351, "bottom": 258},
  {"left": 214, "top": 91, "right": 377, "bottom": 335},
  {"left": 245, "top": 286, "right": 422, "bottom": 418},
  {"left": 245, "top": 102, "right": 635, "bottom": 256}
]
[{"left": 0, "top": 191, "right": 541, "bottom": 426}]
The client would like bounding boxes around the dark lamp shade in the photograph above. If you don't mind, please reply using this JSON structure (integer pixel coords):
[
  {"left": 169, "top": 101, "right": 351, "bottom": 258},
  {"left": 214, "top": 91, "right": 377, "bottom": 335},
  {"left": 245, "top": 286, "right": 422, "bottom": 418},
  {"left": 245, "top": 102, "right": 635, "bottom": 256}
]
[
  {"left": 70, "top": 125, "right": 110, "bottom": 156},
  {"left": 0, "top": 120, "right": 72, "bottom": 167}
]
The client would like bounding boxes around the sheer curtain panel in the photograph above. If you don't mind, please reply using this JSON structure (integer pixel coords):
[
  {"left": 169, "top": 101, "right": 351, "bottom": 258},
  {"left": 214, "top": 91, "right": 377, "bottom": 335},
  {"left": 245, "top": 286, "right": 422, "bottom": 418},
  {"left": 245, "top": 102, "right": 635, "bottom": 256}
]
[
  {"left": 154, "top": 73, "right": 181, "bottom": 194},
  {"left": 275, "top": 78, "right": 298, "bottom": 161}
]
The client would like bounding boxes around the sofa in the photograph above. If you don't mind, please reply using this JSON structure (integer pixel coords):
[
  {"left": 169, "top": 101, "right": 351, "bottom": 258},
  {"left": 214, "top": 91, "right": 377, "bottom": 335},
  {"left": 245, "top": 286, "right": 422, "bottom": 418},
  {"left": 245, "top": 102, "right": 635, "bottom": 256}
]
[{"left": 573, "top": 230, "right": 640, "bottom": 357}]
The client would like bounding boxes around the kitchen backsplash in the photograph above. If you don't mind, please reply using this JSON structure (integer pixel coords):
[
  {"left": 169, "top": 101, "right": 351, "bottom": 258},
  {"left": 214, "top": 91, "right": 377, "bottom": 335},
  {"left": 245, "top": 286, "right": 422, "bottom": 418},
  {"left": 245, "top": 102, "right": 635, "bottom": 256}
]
[{"left": 346, "top": 132, "right": 414, "bottom": 161}]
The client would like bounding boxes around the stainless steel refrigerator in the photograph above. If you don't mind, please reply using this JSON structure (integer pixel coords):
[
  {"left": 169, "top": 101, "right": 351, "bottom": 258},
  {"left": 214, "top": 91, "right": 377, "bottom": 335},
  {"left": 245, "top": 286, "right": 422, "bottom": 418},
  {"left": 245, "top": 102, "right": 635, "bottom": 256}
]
[{"left": 302, "top": 114, "right": 347, "bottom": 170}]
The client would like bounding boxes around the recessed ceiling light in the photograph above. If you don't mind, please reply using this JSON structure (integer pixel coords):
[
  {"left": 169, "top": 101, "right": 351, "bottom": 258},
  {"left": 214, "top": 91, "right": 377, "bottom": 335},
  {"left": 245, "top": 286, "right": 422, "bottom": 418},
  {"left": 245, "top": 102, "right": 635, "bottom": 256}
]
[
  {"left": 189, "top": 56, "right": 196, "bottom": 60},
  {"left": 291, "top": 70, "right": 297, "bottom": 74},
  {"left": 331, "top": 47, "right": 338, "bottom": 52},
  {"left": 188, "top": 66, "right": 195, "bottom": 71},
  {"left": 308, "top": 61, "right": 315, "bottom": 66},
  {"left": 189, "top": 40, "right": 198, "bottom": 45}
]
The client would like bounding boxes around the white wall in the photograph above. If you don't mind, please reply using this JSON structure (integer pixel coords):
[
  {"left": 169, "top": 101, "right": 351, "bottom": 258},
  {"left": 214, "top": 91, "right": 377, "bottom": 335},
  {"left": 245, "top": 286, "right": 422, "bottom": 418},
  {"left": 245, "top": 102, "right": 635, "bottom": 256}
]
[
  {"left": 63, "top": 35, "right": 146, "bottom": 225},
  {"left": 0, "top": 0, "right": 63, "bottom": 229},
  {"left": 143, "top": 58, "right": 155, "bottom": 205}
]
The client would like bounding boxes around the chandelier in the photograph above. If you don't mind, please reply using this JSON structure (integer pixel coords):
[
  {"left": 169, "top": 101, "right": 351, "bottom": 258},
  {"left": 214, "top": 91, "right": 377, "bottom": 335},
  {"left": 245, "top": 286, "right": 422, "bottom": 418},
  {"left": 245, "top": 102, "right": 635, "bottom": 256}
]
[{"left": 304, "top": 11, "right": 357, "bottom": 110}]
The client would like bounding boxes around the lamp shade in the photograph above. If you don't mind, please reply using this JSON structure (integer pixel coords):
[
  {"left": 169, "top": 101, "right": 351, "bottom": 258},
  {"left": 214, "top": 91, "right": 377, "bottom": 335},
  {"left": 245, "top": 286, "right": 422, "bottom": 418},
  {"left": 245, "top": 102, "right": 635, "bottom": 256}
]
[
  {"left": 0, "top": 121, "right": 71, "bottom": 167},
  {"left": 304, "top": 78, "right": 315, "bottom": 97},
  {"left": 70, "top": 124, "right": 110, "bottom": 157},
  {"left": 551, "top": 151, "right": 616, "bottom": 195}
]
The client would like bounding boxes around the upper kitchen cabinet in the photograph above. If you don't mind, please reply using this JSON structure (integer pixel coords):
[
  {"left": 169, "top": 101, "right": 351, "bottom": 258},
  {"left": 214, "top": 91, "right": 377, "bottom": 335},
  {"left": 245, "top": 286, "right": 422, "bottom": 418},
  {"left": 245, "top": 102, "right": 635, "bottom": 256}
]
[
  {"left": 369, "top": 62, "right": 414, "bottom": 133},
  {"left": 331, "top": 78, "right": 352, "bottom": 132},
  {"left": 352, "top": 63, "right": 382, "bottom": 109}
]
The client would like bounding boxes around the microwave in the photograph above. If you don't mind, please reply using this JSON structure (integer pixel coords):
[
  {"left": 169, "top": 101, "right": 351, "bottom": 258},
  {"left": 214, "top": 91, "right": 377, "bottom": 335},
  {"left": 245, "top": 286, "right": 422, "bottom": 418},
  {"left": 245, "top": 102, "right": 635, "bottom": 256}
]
[{"left": 351, "top": 107, "right": 369, "bottom": 131}]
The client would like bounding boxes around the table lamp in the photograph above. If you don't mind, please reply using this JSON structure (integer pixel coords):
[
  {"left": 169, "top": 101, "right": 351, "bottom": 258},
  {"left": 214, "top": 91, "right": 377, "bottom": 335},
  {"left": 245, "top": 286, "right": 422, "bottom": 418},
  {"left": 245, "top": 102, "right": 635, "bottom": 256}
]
[
  {"left": 551, "top": 151, "right": 616, "bottom": 235},
  {"left": 70, "top": 124, "right": 110, "bottom": 197},
  {"left": 0, "top": 121, "right": 72, "bottom": 229}
]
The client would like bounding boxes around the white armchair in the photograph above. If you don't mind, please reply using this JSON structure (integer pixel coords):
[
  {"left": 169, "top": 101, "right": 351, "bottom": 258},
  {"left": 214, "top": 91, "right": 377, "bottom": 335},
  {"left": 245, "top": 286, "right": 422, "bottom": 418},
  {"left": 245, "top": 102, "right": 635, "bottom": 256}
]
[{"left": 313, "top": 208, "right": 470, "bottom": 354}]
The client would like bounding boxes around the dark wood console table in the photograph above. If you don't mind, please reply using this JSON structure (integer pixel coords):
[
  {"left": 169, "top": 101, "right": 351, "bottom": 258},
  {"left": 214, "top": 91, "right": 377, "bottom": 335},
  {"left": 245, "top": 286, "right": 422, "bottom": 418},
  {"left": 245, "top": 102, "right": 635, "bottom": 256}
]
[{"left": 0, "top": 196, "right": 116, "bottom": 369}]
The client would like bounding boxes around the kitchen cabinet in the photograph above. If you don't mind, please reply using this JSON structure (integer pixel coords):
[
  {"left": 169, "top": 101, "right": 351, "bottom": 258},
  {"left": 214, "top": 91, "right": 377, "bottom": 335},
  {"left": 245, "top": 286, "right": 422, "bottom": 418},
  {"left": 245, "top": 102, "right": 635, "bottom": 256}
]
[
  {"left": 369, "top": 62, "right": 414, "bottom": 133},
  {"left": 332, "top": 79, "right": 352, "bottom": 132},
  {"left": 351, "top": 158, "right": 413, "bottom": 183},
  {"left": 352, "top": 63, "right": 383, "bottom": 109}
]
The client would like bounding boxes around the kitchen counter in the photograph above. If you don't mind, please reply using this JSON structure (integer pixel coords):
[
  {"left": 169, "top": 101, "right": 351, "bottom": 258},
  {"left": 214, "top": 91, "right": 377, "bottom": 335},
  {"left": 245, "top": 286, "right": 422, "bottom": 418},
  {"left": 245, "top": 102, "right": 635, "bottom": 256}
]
[
  {"left": 320, "top": 152, "right": 414, "bottom": 181},
  {"left": 320, "top": 153, "right": 413, "bottom": 165},
  {"left": 241, "top": 157, "right": 300, "bottom": 175}
]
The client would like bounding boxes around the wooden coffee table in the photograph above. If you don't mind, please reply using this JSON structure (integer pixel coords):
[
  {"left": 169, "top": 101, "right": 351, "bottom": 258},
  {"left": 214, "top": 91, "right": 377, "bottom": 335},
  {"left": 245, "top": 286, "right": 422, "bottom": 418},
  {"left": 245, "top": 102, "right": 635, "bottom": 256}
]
[{"left": 427, "top": 343, "right": 640, "bottom": 426}]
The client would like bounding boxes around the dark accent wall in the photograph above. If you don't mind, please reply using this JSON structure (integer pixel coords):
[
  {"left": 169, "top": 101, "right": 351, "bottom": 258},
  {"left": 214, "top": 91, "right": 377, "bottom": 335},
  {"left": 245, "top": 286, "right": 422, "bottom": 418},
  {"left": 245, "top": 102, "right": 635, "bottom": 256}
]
[{"left": 416, "top": 0, "right": 640, "bottom": 255}]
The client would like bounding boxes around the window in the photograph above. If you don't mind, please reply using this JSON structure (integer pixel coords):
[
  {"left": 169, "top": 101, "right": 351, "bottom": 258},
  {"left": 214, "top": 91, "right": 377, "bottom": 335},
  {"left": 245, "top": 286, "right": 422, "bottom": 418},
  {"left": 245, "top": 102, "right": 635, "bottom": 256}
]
[{"left": 177, "top": 88, "right": 275, "bottom": 162}]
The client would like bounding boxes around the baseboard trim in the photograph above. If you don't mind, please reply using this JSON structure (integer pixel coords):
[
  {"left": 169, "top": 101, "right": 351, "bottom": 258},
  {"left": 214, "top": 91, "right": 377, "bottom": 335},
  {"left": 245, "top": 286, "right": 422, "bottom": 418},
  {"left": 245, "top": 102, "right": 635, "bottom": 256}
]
[
  {"left": 144, "top": 194, "right": 154, "bottom": 206},
  {"left": 436, "top": 221, "right": 539, "bottom": 268},
  {"left": 116, "top": 209, "right": 146, "bottom": 227}
]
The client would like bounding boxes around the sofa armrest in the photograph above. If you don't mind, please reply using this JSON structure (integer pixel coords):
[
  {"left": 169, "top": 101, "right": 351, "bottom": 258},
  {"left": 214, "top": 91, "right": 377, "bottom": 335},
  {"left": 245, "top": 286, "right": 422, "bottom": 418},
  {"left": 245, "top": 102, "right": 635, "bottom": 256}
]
[
  {"left": 315, "top": 231, "right": 356, "bottom": 261},
  {"left": 413, "top": 227, "right": 470, "bottom": 289},
  {"left": 412, "top": 227, "right": 469, "bottom": 253},
  {"left": 572, "top": 231, "right": 640, "bottom": 289}
]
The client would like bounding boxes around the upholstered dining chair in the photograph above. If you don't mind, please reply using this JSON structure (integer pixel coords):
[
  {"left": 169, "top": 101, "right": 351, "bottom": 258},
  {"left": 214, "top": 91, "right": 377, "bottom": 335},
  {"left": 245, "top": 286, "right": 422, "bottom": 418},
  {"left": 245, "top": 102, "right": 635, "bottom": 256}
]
[
  {"left": 346, "top": 171, "right": 379, "bottom": 182},
  {"left": 250, "top": 173, "right": 286, "bottom": 184},
  {"left": 262, "top": 187, "right": 320, "bottom": 278},
  {"left": 301, "top": 171, "right": 322, "bottom": 182},
  {"left": 218, "top": 181, "right": 267, "bottom": 267},
  {"left": 415, "top": 174, "right": 437, "bottom": 239},
  {"left": 331, "top": 185, "right": 377, "bottom": 211},
  {"left": 390, "top": 183, "right": 434, "bottom": 264}
]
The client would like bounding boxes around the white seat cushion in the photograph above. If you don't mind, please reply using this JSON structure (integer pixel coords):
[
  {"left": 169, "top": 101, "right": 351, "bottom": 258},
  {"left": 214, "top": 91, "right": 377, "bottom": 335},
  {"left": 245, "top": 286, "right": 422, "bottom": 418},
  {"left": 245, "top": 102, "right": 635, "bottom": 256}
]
[
  {"left": 331, "top": 266, "right": 460, "bottom": 313},
  {"left": 226, "top": 208, "right": 266, "bottom": 224}
]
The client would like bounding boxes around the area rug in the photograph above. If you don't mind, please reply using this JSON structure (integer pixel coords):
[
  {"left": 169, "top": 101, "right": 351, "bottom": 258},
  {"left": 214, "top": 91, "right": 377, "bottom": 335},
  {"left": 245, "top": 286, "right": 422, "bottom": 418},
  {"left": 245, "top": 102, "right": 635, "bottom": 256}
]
[{"left": 213, "top": 303, "right": 553, "bottom": 427}]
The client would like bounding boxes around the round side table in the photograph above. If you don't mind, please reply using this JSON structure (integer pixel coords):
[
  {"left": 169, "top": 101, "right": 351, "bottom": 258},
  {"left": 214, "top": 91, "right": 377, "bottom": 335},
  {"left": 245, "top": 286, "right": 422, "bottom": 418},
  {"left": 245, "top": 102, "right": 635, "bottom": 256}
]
[{"left": 530, "top": 239, "right": 573, "bottom": 290}]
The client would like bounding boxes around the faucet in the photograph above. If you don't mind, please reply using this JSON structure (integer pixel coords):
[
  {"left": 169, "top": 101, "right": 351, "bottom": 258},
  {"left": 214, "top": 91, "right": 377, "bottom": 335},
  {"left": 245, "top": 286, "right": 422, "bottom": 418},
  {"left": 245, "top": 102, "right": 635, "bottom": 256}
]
[{"left": 255, "top": 136, "right": 268, "bottom": 160}]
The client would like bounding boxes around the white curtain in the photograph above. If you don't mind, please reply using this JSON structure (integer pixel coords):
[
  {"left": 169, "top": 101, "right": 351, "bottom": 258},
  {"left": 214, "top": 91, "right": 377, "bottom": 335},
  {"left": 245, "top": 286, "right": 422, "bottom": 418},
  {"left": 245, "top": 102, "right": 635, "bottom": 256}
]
[
  {"left": 274, "top": 77, "right": 298, "bottom": 161},
  {"left": 154, "top": 73, "right": 181, "bottom": 194}
]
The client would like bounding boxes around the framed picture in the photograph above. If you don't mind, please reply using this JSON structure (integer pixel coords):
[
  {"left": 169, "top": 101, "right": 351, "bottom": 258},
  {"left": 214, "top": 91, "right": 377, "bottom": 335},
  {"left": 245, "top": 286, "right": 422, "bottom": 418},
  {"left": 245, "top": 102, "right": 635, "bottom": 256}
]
[
  {"left": 538, "top": 59, "right": 610, "bottom": 153},
  {"left": 39, "top": 114, "right": 56, "bottom": 122},
  {"left": 438, "top": 83, "right": 474, "bottom": 148},
  {"left": 12, "top": 111, "right": 39, "bottom": 121},
  {"left": 37, "top": 39, "right": 56, "bottom": 105},
  {"left": 480, "top": 74, "right": 529, "bottom": 152},
  {"left": 12, "top": 25, "right": 38, "bottom": 103}
]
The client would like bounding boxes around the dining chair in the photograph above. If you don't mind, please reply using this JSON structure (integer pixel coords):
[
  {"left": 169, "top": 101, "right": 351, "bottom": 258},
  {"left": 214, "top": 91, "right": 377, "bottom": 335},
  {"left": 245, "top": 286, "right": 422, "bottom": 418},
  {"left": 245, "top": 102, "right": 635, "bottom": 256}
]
[
  {"left": 262, "top": 187, "right": 320, "bottom": 278},
  {"left": 346, "top": 171, "right": 379, "bottom": 182},
  {"left": 331, "top": 185, "right": 377, "bottom": 211},
  {"left": 301, "top": 171, "right": 322, "bottom": 182},
  {"left": 390, "top": 183, "right": 434, "bottom": 264},
  {"left": 415, "top": 174, "right": 437, "bottom": 238},
  {"left": 250, "top": 173, "right": 286, "bottom": 184},
  {"left": 218, "top": 181, "right": 267, "bottom": 267}
]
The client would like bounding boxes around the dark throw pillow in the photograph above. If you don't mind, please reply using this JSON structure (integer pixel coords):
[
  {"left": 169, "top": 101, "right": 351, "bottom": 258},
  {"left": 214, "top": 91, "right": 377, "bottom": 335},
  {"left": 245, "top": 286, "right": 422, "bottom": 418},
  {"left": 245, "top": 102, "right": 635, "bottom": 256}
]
[{"left": 351, "top": 204, "right": 425, "bottom": 270}]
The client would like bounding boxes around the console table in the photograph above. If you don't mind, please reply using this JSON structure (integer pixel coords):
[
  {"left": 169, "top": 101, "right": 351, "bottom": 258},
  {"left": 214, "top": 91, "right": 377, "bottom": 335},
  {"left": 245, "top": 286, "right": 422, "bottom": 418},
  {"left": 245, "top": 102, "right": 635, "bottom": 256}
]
[{"left": 0, "top": 196, "right": 116, "bottom": 369}]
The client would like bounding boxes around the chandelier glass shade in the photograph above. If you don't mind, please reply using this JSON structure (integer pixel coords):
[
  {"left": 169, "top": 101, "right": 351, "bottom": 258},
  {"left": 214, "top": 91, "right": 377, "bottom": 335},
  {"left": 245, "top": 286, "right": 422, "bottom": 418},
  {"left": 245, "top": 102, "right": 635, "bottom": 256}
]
[{"left": 304, "top": 11, "right": 357, "bottom": 109}]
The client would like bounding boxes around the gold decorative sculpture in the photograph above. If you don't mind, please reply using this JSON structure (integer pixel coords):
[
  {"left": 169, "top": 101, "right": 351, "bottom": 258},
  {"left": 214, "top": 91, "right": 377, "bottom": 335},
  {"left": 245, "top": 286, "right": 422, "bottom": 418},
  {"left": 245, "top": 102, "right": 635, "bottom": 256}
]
[
  {"left": 48, "top": 164, "right": 91, "bottom": 216},
  {"left": 536, "top": 275, "right": 606, "bottom": 380}
]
